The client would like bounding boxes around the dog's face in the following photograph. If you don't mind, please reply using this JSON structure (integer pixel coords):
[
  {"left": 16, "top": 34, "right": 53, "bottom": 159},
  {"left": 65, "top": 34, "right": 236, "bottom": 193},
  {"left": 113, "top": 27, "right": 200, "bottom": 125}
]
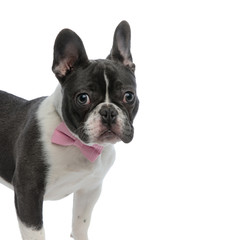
[{"left": 52, "top": 21, "right": 139, "bottom": 145}]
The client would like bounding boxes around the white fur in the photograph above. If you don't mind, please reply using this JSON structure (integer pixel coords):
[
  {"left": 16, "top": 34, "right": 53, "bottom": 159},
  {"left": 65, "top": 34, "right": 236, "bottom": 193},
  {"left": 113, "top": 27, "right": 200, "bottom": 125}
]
[
  {"left": 52, "top": 84, "right": 64, "bottom": 120},
  {"left": 0, "top": 177, "right": 13, "bottom": 190},
  {"left": 35, "top": 85, "right": 116, "bottom": 239},
  {"left": 18, "top": 219, "right": 45, "bottom": 240},
  {"left": 104, "top": 71, "right": 110, "bottom": 103},
  {"left": 71, "top": 186, "right": 102, "bottom": 240}
]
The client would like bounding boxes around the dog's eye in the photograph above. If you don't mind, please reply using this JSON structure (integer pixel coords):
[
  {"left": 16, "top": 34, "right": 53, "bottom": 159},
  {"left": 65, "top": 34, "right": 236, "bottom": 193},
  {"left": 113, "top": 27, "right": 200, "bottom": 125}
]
[
  {"left": 76, "top": 93, "right": 90, "bottom": 105},
  {"left": 123, "top": 92, "right": 135, "bottom": 104}
]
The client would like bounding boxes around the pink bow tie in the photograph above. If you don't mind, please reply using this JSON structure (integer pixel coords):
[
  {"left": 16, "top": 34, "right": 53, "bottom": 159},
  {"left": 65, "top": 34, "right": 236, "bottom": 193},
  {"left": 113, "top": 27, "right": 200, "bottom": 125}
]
[{"left": 51, "top": 122, "right": 103, "bottom": 162}]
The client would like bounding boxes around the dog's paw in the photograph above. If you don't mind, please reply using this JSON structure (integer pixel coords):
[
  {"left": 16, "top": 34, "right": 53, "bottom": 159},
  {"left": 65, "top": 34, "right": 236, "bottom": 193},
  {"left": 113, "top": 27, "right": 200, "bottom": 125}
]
[{"left": 70, "top": 233, "right": 88, "bottom": 240}]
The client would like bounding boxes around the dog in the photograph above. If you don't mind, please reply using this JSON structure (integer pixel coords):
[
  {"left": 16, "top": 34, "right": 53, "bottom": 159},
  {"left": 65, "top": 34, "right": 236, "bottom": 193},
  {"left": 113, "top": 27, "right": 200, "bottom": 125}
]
[{"left": 0, "top": 20, "right": 139, "bottom": 240}]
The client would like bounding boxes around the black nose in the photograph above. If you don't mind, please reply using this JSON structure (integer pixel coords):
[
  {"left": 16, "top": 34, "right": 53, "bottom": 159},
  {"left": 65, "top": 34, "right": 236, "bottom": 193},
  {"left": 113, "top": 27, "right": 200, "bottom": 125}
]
[{"left": 99, "top": 105, "right": 118, "bottom": 125}]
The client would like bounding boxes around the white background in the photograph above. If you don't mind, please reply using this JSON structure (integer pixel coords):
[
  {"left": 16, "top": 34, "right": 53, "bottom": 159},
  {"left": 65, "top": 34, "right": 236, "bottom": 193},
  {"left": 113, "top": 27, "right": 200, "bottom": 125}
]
[{"left": 0, "top": 0, "right": 240, "bottom": 239}]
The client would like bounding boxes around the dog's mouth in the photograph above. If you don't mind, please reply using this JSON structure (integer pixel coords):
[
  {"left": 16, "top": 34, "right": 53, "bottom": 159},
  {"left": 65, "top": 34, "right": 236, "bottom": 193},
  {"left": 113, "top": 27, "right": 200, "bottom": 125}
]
[
  {"left": 98, "top": 129, "right": 121, "bottom": 144},
  {"left": 97, "top": 123, "right": 134, "bottom": 144}
]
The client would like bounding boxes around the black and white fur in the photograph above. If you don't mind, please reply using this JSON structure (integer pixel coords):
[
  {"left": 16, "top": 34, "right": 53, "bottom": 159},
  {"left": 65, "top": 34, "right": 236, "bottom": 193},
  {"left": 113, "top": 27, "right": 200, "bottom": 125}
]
[{"left": 0, "top": 21, "right": 139, "bottom": 240}]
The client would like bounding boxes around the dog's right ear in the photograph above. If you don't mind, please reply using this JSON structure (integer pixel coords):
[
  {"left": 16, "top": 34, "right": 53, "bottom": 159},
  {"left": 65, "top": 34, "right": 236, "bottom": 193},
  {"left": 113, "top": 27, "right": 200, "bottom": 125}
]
[{"left": 52, "top": 29, "right": 88, "bottom": 84}]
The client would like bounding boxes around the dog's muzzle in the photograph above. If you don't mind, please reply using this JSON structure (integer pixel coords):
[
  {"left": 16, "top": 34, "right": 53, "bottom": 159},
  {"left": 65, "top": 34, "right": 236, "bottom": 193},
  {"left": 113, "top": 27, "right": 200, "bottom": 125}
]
[{"left": 83, "top": 103, "right": 134, "bottom": 144}]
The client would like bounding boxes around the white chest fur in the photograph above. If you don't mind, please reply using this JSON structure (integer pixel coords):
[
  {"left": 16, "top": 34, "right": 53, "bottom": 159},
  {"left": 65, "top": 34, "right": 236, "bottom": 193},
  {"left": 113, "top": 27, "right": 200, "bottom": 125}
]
[
  {"left": 37, "top": 87, "right": 115, "bottom": 200},
  {"left": 44, "top": 145, "right": 115, "bottom": 200}
]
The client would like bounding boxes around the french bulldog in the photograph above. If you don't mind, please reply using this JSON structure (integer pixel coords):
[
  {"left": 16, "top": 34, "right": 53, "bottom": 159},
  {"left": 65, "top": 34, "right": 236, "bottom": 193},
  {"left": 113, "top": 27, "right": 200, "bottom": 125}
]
[{"left": 0, "top": 20, "right": 139, "bottom": 240}]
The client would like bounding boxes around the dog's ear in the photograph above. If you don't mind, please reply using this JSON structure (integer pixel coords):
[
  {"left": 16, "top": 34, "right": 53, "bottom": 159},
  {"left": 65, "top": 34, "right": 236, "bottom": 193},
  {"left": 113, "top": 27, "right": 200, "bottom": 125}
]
[
  {"left": 107, "top": 21, "right": 135, "bottom": 72},
  {"left": 52, "top": 29, "right": 88, "bottom": 83}
]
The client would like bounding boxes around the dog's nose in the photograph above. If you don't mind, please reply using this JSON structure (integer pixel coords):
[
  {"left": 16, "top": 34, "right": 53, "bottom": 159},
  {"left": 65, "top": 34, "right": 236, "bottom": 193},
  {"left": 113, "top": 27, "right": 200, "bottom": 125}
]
[{"left": 99, "top": 105, "right": 118, "bottom": 125}]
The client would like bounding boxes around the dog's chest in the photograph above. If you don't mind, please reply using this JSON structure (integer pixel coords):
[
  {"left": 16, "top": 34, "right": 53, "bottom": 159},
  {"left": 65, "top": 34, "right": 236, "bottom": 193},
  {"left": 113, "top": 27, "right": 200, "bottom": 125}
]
[
  {"left": 44, "top": 145, "right": 115, "bottom": 200},
  {"left": 37, "top": 94, "right": 115, "bottom": 200}
]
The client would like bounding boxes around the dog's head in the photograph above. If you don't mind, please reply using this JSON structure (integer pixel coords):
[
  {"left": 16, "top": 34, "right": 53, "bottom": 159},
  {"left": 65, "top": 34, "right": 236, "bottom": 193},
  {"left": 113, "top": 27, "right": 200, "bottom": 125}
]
[{"left": 52, "top": 21, "right": 139, "bottom": 145}]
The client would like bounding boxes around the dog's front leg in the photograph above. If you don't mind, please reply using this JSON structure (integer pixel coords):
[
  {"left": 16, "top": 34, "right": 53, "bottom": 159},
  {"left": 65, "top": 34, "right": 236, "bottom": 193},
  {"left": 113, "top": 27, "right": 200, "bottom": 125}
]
[
  {"left": 71, "top": 186, "right": 102, "bottom": 240},
  {"left": 14, "top": 187, "right": 45, "bottom": 240}
]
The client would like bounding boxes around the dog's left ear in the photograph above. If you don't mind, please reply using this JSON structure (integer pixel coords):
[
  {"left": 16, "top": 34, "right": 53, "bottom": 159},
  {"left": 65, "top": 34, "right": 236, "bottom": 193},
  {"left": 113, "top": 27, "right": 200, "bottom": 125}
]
[
  {"left": 107, "top": 21, "right": 135, "bottom": 72},
  {"left": 52, "top": 29, "right": 89, "bottom": 84}
]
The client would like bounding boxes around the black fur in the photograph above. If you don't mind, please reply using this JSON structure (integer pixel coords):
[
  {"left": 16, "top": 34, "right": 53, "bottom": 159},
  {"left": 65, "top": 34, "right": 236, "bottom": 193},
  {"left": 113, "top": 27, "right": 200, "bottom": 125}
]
[
  {"left": 107, "top": 20, "right": 135, "bottom": 72},
  {"left": 0, "top": 91, "right": 48, "bottom": 229},
  {"left": 52, "top": 28, "right": 89, "bottom": 84}
]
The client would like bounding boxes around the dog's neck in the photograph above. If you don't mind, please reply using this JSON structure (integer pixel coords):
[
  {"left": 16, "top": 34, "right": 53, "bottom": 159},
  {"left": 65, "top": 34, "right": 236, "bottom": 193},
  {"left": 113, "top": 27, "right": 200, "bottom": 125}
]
[{"left": 52, "top": 84, "right": 64, "bottom": 120}]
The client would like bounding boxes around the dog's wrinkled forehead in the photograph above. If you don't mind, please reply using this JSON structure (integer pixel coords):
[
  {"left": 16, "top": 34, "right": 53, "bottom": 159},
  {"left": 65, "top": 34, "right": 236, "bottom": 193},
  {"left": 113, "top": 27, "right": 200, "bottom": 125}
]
[{"left": 63, "top": 59, "right": 136, "bottom": 104}]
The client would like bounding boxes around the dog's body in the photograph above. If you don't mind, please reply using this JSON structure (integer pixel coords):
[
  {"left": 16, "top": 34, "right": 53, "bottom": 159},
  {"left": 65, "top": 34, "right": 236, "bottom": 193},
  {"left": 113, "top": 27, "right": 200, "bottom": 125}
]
[{"left": 0, "top": 21, "right": 138, "bottom": 240}]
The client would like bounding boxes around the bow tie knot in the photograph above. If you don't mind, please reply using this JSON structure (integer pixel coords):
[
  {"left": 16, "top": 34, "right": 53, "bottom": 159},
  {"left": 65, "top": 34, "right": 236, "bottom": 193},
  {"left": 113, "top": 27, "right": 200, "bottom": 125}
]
[{"left": 51, "top": 122, "right": 103, "bottom": 162}]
